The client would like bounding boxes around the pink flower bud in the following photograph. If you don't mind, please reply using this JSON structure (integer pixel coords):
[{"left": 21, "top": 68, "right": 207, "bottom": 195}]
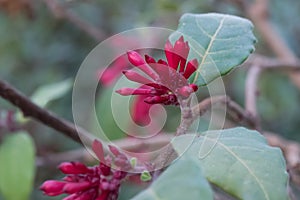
[
  {"left": 40, "top": 180, "right": 66, "bottom": 196},
  {"left": 92, "top": 140, "right": 106, "bottom": 163},
  {"left": 178, "top": 86, "right": 194, "bottom": 98},
  {"left": 189, "top": 84, "right": 198, "bottom": 92},
  {"left": 127, "top": 51, "right": 145, "bottom": 66},
  {"left": 145, "top": 55, "right": 156, "bottom": 64},
  {"left": 144, "top": 96, "right": 169, "bottom": 104},
  {"left": 59, "top": 162, "right": 90, "bottom": 174},
  {"left": 122, "top": 70, "right": 152, "bottom": 84},
  {"left": 63, "top": 182, "right": 91, "bottom": 194},
  {"left": 108, "top": 145, "right": 121, "bottom": 156},
  {"left": 100, "top": 181, "right": 110, "bottom": 190}
]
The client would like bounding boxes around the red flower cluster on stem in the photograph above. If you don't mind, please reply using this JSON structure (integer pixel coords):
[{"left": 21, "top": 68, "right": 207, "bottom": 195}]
[
  {"left": 116, "top": 36, "right": 199, "bottom": 106},
  {"left": 40, "top": 141, "right": 131, "bottom": 200}
]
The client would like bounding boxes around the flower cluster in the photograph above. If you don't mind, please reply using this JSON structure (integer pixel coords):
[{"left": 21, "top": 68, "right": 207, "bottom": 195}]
[
  {"left": 40, "top": 141, "right": 131, "bottom": 200},
  {"left": 116, "top": 36, "right": 199, "bottom": 106}
]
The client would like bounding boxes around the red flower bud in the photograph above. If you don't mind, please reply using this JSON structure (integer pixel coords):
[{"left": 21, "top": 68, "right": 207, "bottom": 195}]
[
  {"left": 189, "top": 84, "right": 198, "bottom": 92},
  {"left": 118, "top": 36, "right": 199, "bottom": 106},
  {"left": 178, "top": 86, "right": 194, "bottom": 98},
  {"left": 108, "top": 145, "right": 121, "bottom": 156},
  {"left": 183, "top": 59, "right": 198, "bottom": 78},
  {"left": 92, "top": 140, "right": 105, "bottom": 162},
  {"left": 63, "top": 182, "right": 91, "bottom": 194},
  {"left": 40, "top": 180, "right": 66, "bottom": 196},
  {"left": 100, "top": 163, "right": 111, "bottom": 176},
  {"left": 127, "top": 51, "right": 159, "bottom": 80},
  {"left": 122, "top": 70, "right": 153, "bottom": 84},
  {"left": 144, "top": 96, "right": 169, "bottom": 104},
  {"left": 127, "top": 51, "right": 145, "bottom": 66},
  {"left": 59, "top": 162, "right": 90, "bottom": 174}
]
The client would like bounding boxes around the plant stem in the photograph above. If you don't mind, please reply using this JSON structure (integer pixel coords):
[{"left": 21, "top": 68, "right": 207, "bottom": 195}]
[{"left": 154, "top": 99, "right": 194, "bottom": 170}]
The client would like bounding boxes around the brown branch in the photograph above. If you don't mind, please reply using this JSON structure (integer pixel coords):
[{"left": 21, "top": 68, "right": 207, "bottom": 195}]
[
  {"left": 0, "top": 79, "right": 94, "bottom": 145},
  {"left": 155, "top": 99, "right": 194, "bottom": 170},
  {"left": 247, "top": 0, "right": 294, "bottom": 60},
  {"left": 192, "top": 95, "right": 257, "bottom": 128},
  {"left": 42, "top": 0, "right": 105, "bottom": 42},
  {"left": 244, "top": 54, "right": 300, "bottom": 70},
  {"left": 230, "top": 0, "right": 300, "bottom": 88}
]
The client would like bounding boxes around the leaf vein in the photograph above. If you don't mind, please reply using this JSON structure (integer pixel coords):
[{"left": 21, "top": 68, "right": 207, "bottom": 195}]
[
  {"left": 217, "top": 141, "right": 270, "bottom": 200},
  {"left": 193, "top": 16, "right": 226, "bottom": 83}
]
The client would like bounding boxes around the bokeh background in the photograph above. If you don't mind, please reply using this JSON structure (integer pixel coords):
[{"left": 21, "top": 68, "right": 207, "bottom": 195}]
[{"left": 0, "top": 0, "right": 300, "bottom": 199}]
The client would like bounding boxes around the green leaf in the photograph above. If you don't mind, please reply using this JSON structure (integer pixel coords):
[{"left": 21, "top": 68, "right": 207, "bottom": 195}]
[
  {"left": 140, "top": 170, "right": 152, "bottom": 182},
  {"left": 172, "top": 127, "right": 289, "bottom": 200},
  {"left": 132, "top": 157, "right": 214, "bottom": 200},
  {"left": 170, "top": 13, "right": 256, "bottom": 85},
  {"left": 31, "top": 78, "right": 73, "bottom": 108},
  {"left": 16, "top": 79, "right": 72, "bottom": 123},
  {"left": 0, "top": 132, "right": 36, "bottom": 200}
]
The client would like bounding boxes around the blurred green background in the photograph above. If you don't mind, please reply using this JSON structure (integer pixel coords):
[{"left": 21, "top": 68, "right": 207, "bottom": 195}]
[{"left": 0, "top": 0, "right": 299, "bottom": 199}]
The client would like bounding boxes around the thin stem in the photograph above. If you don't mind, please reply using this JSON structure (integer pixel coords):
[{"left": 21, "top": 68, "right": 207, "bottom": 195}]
[
  {"left": 191, "top": 95, "right": 257, "bottom": 128},
  {"left": 154, "top": 98, "right": 194, "bottom": 170}
]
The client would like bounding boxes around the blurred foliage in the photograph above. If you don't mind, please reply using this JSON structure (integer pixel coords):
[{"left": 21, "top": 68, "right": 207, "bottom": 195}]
[
  {"left": 0, "top": 0, "right": 299, "bottom": 199},
  {"left": 0, "top": 132, "right": 35, "bottom": 200}
]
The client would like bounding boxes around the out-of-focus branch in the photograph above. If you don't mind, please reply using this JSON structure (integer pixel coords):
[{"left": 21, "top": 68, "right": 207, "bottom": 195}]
[
  {"left": 0, "top": 79, "right": 93, "bottom": 145},
  {"left": 192, "top": 95, "right": 257, "bottom": 128},
  {"left": 230, "top": 0, "right": 300, "bottom": 88},
  {"left": 244, "top": 65, "right": 261, "bottom": 128},
  {"left": 227, "top": 0, "right": 300, "bottom": 135},
  {"left": 241, "top": 54, "right": 300, "bottom": 131},
  {"left": 244, "top": 54, "right": 300, "bottom": 70},
  {"left": 42, "top": 0, "right": 105, "bottom": 42},
  {"left": 247, "top": 0, "right": 295, "bottom": 60}
]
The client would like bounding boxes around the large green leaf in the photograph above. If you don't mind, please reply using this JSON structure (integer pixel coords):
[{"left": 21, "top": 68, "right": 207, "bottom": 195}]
[
  {"left": 131, "top": 157, "right": 213, "bottom": 200},
  {"left": 31, "top": 78, "right": 73, "bottom": 108},
  {"left": 170, "top": 13, "right": 256, "bottom": 85},
  {"left": 0, "top": 132, "right": 36, "bottom": 200},
  {"left": 16, "top": 79, "right": 72, "bottom": 123},
  {"left": 172, "top": 127, "right": 289, "bottom": 200}
]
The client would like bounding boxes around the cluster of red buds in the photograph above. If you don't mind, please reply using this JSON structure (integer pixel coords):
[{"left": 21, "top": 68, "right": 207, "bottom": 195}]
[
  {"left": 116, "top": 36, "right": 199, "bottom": 106},
  {"left": 41, "top": 36, "right": 199, "bottom": 200},
  {"left": 40, "top": 140, "right": 131, "bottom": 200}
]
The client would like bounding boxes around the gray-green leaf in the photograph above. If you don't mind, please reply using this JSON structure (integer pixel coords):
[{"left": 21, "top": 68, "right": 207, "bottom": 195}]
[
  {"left": 16, "top": 79, "right": 72, "bottom": 123},
  {"left": 31, "top": 78, "right": 73, "bottom": 108},
  {"left": 131, "top": 157, "right": 213, "bottom": 200},
  {"left": 172, "top": 127, "right": 289, "bottom": 200},
  {"left": 170, "top": 13, "right": 256, "bottom": 85},
  {"left": 0, "top": 132, "right": 36, "bottom": 200}
]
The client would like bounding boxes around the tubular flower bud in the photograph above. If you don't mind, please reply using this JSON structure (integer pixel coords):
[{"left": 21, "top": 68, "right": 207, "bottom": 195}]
[{"left": 117, "top": 36, "right": 199, "bottom": 105}]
